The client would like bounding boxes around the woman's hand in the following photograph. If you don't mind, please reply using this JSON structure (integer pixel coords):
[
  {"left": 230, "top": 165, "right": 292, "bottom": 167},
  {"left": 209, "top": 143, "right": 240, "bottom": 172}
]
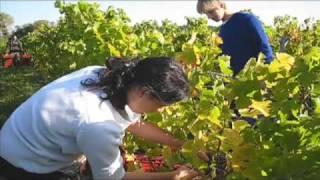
[
  {"left": 79, "top": 160, "right": 91, "bottom": 176},
  {"left": 173, "top": 165, "right": 201, "bottom": 180}
]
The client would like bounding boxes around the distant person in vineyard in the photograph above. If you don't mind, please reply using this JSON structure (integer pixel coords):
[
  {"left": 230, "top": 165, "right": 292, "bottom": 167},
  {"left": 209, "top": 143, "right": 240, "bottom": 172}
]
[
  {"left": 197, "top": 0, "right": 274, "bottom": 75},
  {"left": 7, "top": 35, "right": 23, "bottom": 54},
  {"left": 7, "top": 35, "right": 24, "bottom": 65},
  {"left": 0, "top": 57, "right": 200, "bottom": 180}
]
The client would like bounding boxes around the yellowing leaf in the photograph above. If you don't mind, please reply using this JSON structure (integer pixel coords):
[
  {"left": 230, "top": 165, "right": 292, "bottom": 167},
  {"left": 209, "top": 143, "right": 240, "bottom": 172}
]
[
  {"left": 175, "top": 44, "right": 200, "bottom": 65},
  {"left": 268, "top": 61, "right": 282, "bottom": 73},
  {"left": 153, "top": 30, "right": 165, "bottom": 44},
  {"left": 211, "top": 32, "right": 223, "bottom": 45},
  {"left": 198, "top": 131, "right": 209, "bottom": 142},
  {"left": 315, "top": 98, "right": 320, "bottom": 114},
  {"left": 107, "top": 43, "right": 121, "bottom": 57},
  {"left": 69, "top": 62, "right": 77, "bottom": 70},
  {"left": 215, "top": 36, "right": 223, "bottom": 45},
  {"left": 261, "top": 170, "right": 268, "bottom": 176},
  {"left": 233, "top": 120, "right": 250, "bottom": 132},
  {"left": 208, "top": 107, "right": 222, "bottom": 128},
  {"left": 238, "top": 108, "right": 261, "bottom": 118},
  {"left": 277, "top": 53, "right": 294, "bottom": 70},
  {"left": 269, "top": 53, "right": 294, "bottom": 73},
  {"left": 222, "top": 129, "right": 243, "bottom": 151},
  {"left": 250, "top": 100, "right": 272, "bottom": 117},
  {"left": 187, "top": 32, "right": 197, "bottom": 45},
  {"left": 218, "top": 57, "right": 233, "bottom": 75},
  {"left": 165, "top": 107, "right": 173, "bottom": 115}
]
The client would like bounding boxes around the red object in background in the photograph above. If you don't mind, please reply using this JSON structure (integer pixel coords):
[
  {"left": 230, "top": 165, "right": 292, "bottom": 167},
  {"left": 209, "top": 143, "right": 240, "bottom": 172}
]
[
  {"left": 121, "top": 148, "right": 182, "bottom": 172},
  {"left": 133, "top": 154, "right": 166, "bottom": 172},
  {"left": 3, "top": 54, "right": 13, "bottom": 68},
  {"left": 21, "top": 53, "right": 32, "bottom": 65},
  {"left": 2, "top": 53, "right": 32, "bottom": 68}
]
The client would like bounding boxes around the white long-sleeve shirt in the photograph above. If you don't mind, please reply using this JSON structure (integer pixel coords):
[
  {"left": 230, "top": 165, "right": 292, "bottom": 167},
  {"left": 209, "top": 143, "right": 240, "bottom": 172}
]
[{"left": 0, "top": 66, "right": 141, "bottom": 180}]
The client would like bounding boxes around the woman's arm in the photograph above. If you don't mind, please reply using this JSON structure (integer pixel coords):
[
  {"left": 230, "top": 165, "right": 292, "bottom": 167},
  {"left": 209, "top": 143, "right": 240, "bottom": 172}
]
[
  {"left": 123, "top": 171, "right": 176, "bottom": 180},
  {"left": 123, "top": 166, "right": 199, "bottom": 180},
  {"left": 127, "top": 120, "right": 184, "bottom": 150}
]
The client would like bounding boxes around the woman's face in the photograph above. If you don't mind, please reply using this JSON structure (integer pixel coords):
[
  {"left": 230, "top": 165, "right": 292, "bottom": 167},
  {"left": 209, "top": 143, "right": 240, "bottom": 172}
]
[{"left": 127, "top": 87, "right": 167, "bottom": 114}]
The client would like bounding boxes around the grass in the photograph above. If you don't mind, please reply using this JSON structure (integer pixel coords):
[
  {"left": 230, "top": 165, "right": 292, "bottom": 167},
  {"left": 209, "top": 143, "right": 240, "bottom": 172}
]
[{"left": 0, "top": 66, "right": 47, "bottom": 127}]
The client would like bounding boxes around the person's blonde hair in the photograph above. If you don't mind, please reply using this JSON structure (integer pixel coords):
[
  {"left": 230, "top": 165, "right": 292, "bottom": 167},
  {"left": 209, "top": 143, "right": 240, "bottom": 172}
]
[{"left": 197, "top": 0, "right": 225, "bottom": 14}]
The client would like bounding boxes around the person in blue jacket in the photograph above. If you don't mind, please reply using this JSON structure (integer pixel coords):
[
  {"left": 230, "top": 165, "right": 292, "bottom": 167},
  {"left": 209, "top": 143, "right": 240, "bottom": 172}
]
[{"left": 197, "top": 0, "right": 274, "bottom": 75}]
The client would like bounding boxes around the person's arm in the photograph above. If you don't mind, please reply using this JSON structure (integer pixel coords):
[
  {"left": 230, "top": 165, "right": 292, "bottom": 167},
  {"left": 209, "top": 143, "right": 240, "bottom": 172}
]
[
  {"left": 123, "top": 166, "right": 199, "bottom": 180},
  {"left": 77, "top": 123, "right": 199, "bottom": 180},
  {"left": 77, "top": 122, "right": 126, "bottom": 180},
  {"left": 127, "top": 120, "right": 184, "bottom": 150},
  {"left": 247, "top": 15, "right": 274, "bottom": 63},
  {"left": 124, "top": 172, "right": 175, "bottom": 180}
]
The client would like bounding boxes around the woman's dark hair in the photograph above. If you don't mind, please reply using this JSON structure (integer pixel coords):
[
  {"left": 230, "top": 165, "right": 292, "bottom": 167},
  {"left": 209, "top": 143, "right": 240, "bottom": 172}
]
[{"left": 82, "top": 57, "right": 189, "bottom": 109}]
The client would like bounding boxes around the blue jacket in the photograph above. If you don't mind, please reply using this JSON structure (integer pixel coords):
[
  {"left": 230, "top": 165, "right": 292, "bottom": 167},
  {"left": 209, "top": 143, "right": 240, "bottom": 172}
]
[{"left": 219, "top": 12, "right": 274, "bottom": 74}]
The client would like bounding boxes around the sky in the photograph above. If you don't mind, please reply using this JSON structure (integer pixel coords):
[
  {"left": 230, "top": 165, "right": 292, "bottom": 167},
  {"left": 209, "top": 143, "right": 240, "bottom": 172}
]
[{"left": 1, "top": 0, "right": 320, "bottom": 31}]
